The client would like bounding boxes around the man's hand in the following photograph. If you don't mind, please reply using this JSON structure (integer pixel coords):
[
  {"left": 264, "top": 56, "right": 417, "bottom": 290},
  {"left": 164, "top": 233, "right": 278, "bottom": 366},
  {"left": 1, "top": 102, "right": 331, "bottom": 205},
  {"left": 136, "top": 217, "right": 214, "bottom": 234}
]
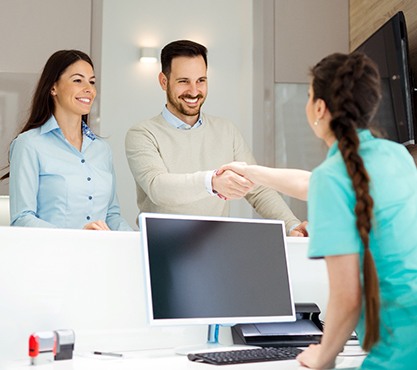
[
  {"left": 289, "top": 220, "right": 308, "bottom": 237},
  {"left": 212, "top": 169, "right": 254, "bottom": 200}
]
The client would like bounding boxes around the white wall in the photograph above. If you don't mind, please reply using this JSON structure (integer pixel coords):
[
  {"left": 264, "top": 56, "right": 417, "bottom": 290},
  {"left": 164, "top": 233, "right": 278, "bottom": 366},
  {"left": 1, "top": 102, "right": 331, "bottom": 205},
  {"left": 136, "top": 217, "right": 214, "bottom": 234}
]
[
  {"left": 99, "top": 0, "right": 254, "bottom": 229},
  {"left": 0, "top": 0, "right": 92, "bottom": 195},
  {"left": 0, "top": 227, "right": 327, "bottom": 362}
]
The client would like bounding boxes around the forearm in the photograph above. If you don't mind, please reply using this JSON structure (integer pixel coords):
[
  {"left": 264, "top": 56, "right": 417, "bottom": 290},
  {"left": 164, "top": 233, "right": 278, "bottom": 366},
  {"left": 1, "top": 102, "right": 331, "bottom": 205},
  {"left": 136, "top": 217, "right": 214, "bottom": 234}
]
[
  {"left": 106, "top": 194, "right": 132, "bottom": 231},
  {"left": 127, "top": 157, "right": 213, "bottom": 207},
  {"left": 297, "top": 254, "right": 362, "bottom": 369},
  {"left": 245, "top": 166, "right": 310, "bottom": 201},
  {"left": 106, "top": 214, "right": 133, "bottom": 231},
  {"left": 319, "top": 255, "right": 362, "bottom": 364},
  {"left": 141, "top": 171, "right": 212, "bottom": 207},
  {"left": 319, "top": 284, "right": 362, "bottom": 364},
  {"left": 11, "top": 212, "right": 57, "bottom": 228}
]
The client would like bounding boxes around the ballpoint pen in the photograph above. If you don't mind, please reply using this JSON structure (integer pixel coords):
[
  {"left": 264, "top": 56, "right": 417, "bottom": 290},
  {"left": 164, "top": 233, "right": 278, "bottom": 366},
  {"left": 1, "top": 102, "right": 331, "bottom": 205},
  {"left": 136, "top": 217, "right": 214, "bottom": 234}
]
[{"left": 93, "top": 351, "right": 123, "bottom": 357}]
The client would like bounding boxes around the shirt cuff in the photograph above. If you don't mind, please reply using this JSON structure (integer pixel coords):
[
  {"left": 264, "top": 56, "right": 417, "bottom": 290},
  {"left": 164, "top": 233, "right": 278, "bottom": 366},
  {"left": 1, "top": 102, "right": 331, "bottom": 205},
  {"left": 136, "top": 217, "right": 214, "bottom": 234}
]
[
  {"left": 205, "top": 170, "right": 218, "bottom": 196},
  {"left": 288, "top": 223, "right": 300, "bottom": 236}
]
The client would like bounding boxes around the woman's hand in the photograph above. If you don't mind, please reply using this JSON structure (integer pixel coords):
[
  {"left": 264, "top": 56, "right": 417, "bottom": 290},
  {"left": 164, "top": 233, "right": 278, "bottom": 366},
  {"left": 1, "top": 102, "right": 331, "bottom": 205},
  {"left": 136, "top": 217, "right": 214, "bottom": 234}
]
[
  {"left": 217, "top": 162, "right": 249, "bottom": 178},
  {"left": 212, "top": 168, "right": 254, "bottom": 200},
  {"left": 296, "top": 344, "right": 336, "bottom": 369},
  {"left": 83, "top": 220, "right": 110, "bottom": 230},
  {"left": 218, "top": 162, "right": 310, "bottom": 201}
]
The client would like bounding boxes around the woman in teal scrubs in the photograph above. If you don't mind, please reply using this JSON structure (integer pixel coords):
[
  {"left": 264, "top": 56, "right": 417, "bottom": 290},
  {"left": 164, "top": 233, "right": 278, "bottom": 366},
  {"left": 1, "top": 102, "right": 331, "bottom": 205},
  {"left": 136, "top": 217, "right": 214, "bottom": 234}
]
[{"left": 218, "top": 52, "right": 417, "bottom": 369}]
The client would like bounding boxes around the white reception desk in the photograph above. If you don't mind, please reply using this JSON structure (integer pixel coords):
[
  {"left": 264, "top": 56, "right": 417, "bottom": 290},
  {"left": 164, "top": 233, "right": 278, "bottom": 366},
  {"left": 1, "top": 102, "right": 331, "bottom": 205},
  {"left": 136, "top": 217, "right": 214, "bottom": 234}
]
[{"left": 0, "top": 226, "right": 363, "bottom": 369}]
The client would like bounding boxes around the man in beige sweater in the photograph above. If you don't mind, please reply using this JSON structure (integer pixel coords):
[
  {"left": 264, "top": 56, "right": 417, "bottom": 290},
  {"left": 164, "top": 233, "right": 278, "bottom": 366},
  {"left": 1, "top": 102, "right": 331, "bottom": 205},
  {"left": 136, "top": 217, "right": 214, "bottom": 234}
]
[{"left": 125, "top": 40, "right": 307, "bottom": 236}]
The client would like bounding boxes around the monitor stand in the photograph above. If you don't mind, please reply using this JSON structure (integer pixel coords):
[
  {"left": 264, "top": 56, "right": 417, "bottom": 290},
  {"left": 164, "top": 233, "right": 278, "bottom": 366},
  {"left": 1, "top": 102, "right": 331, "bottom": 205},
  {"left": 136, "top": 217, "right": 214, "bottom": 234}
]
[{"left": 174, "top": 324, "right": 230, "bottom": 355}]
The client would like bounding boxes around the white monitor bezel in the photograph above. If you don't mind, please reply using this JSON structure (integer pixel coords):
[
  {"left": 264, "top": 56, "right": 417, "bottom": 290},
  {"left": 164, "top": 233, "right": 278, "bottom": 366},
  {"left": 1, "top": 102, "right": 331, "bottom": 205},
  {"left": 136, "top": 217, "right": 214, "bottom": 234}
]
[{"left": 139, "top": 212, "right": 296, "bottom": 326}]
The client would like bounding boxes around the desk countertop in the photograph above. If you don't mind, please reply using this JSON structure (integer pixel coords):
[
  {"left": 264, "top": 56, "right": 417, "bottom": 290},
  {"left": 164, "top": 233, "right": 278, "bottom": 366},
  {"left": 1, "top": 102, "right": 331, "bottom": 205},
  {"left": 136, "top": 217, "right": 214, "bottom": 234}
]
[{"left": 4, "top": 348, "right": 364, "bottom": 370}]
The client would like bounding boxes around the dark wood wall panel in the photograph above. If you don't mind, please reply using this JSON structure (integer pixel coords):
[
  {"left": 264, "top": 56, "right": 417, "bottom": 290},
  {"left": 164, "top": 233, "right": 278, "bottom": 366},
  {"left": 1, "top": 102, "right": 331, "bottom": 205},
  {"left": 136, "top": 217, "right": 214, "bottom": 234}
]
[{"left": 350, "top": 0, "right": 417, "bottom": 73}]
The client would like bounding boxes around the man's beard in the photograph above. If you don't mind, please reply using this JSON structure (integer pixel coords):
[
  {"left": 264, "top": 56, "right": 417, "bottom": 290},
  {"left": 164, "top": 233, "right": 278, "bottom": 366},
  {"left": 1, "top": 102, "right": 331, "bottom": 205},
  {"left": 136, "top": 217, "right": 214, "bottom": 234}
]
[{"left": 167, "top": 91, "right": 205, "bottom": 117}]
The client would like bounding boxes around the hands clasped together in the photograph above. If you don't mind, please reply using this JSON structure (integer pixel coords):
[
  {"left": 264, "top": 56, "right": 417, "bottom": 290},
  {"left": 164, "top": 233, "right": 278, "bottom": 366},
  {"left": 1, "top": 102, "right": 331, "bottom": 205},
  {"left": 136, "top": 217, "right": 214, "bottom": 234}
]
[
  {"left": 212, "top": 162, "right": 308, "bottom": 237},
  {"left": 212, "top": 162, "right": 255, "bottom": 200}
]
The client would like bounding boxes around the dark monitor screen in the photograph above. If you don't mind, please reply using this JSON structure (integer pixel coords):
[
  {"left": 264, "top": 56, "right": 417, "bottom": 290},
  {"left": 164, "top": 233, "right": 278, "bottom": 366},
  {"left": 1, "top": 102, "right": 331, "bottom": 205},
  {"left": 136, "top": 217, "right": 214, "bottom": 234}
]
[
  {"left": 139, "top": 213, "right": 295, "bottom": 326},
  {"left": 355, "top": 11, "right": 415, "bottom": 145}
]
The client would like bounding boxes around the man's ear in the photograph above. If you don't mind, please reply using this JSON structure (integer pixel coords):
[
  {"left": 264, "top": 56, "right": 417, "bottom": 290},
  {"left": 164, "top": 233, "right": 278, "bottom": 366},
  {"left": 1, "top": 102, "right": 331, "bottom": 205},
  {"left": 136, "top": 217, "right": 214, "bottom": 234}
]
[{"left": 159, "top": 72, "right": 168, "bottom": 91}]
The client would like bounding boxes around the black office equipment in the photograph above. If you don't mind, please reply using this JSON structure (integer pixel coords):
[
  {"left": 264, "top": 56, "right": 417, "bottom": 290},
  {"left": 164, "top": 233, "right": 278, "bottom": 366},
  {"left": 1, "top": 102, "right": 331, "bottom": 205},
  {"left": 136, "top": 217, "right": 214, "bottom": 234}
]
[
  {"left": 232, "top": 303, "right": 323, "bottom": 348},
  {"left": 187, "top": 346, "right": 303, "bottom": 365},
  {"left": 355, "top": 11, "right": 416, "bottom": 145}
]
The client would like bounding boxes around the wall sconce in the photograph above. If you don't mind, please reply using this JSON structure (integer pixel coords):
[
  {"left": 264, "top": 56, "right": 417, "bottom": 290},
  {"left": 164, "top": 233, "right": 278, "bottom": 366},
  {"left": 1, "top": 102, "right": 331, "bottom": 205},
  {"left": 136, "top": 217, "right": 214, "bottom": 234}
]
[{"left": 139, "top": 47, "right": 159, "bottom": 64}]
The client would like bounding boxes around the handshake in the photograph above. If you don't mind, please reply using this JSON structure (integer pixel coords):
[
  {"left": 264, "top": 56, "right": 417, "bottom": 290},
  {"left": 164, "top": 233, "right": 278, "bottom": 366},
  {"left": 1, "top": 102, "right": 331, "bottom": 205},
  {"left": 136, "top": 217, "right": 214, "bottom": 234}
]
[
  {"left": 212, "top": 162, "right": 257, "bottom": 201},
  {"left": 211, "top": 161, "right": 309, "bottom": 237}
]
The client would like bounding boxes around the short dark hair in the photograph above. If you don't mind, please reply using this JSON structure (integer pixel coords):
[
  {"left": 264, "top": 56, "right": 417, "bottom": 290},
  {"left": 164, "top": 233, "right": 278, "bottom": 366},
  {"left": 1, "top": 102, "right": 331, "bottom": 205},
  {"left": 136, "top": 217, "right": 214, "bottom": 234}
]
[{"left": 160, "top": 40, "right": 207, "bottom": 76}]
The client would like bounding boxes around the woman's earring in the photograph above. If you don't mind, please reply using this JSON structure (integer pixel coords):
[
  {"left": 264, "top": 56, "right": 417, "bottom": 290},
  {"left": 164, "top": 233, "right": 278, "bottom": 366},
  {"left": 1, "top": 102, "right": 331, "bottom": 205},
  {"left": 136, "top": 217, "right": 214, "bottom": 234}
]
[{"left": 314, "top": 119, "right": 320, "bottom": 126}]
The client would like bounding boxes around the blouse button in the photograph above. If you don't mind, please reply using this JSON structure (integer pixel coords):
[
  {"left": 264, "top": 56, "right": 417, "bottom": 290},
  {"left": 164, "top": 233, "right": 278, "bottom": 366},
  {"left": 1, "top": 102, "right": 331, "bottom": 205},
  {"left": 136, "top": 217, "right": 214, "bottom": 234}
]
[
  {"left": 87, "top": 177, "right": 91, "bottom": 181},
  {"left": 89, "top": 196, "right": 93, "bottom": 200},
  {"left": 86, "top": 216, "right": 91, "bottom": 220},
  {"left": 81, "top": 159, "right": 85, "bottom": 163}
]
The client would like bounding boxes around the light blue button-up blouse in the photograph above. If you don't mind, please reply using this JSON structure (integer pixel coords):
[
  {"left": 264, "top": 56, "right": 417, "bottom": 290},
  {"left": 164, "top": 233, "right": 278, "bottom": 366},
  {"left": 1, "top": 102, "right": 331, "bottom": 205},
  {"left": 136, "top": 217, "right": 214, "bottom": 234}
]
[{"left": 9, "top": 115, "right": 131, "bottom": 231}]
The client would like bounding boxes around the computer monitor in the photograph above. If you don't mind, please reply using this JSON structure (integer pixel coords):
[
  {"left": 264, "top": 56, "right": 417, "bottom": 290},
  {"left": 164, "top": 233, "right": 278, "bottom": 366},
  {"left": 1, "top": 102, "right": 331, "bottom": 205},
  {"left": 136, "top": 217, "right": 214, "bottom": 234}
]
[
  {"left": 354, "top": 11, "right": 416, "bottom": 145},
  {"left": 139, "top": 213, "right": 296, "bottom": 352}
]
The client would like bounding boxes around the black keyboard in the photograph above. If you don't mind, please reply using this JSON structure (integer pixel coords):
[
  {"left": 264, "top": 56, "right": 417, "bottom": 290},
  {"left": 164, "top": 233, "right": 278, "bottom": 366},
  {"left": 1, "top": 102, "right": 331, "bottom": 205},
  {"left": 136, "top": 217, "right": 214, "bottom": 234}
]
[{"left": 187, "top": 346, "right": 303, "bottom": 365}]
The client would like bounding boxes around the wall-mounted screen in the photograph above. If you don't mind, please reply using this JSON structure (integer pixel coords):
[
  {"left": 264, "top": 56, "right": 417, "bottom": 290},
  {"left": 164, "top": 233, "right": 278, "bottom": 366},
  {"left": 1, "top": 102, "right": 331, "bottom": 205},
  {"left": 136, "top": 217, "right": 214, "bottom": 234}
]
[{"left": 355, "top": 11, "right": 416, "bottom": 145}]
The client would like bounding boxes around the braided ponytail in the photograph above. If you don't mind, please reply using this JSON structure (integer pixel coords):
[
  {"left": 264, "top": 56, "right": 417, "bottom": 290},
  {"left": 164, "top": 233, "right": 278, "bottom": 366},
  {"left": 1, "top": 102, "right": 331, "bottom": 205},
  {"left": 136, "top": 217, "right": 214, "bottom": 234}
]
[
  {"left": 311, "top": 52, "right": 382, "bottom": 351},
  {"left": 335, "top": 124, "right": 380, "bottom": 351}
]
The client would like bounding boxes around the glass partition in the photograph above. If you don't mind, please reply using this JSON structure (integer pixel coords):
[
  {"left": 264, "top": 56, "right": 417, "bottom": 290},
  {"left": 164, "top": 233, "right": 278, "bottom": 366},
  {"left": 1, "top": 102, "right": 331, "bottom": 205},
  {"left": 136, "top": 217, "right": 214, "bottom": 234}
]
[
  {"left": 0, "top": 72, "right": 39, "bottom": 195},
  {"left": 275, "top": 83, "right": 327, "bottom": 220}
]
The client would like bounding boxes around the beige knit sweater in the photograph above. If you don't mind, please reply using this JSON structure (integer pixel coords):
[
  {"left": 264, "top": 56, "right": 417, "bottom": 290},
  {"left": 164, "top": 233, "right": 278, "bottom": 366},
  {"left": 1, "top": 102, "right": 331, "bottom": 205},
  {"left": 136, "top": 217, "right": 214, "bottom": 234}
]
[{"left": 125, "top": 113, "right": 300, "bottom": 233}]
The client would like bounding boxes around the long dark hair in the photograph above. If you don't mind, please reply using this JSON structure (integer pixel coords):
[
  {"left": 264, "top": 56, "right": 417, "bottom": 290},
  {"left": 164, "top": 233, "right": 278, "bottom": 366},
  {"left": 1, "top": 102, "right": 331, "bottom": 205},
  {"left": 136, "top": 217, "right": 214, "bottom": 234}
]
[
  {"left": 0, "top": 49, "right": 94, "bottom": 181},
  {"left": 311, "top": 52, "right": 382, "bottom": 351}
]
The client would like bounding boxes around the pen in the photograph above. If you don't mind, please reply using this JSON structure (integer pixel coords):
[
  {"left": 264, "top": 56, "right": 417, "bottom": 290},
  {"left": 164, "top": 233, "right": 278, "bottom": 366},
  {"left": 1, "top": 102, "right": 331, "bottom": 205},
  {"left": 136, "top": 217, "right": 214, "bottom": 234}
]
[{"left": 93, "top": 351, "right": 123, "bottom": 357}]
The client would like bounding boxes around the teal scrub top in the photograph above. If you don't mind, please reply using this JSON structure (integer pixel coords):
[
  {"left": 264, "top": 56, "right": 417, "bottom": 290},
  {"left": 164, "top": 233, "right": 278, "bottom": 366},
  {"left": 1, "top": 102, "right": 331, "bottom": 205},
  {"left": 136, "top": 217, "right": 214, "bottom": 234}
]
[{"left": 308, "top": 130, "right": 417, "bottom": 369}]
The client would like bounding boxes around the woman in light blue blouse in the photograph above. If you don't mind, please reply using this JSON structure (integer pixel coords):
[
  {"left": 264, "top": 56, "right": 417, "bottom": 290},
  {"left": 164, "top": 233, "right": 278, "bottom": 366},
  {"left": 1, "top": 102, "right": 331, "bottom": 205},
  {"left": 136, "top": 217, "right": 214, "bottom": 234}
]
[
  {"left": 219, "top": 52, "right": 417, "bottom": 369},
  {"left": 1, "top": 50, "right": 131, "bottom": 231}
]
